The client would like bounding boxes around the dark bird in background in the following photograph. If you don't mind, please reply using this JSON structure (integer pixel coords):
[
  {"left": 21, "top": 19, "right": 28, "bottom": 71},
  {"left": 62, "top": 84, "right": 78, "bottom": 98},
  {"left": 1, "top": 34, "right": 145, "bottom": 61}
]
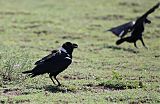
[
  {"left": 107, "top": 2, "right": 160, "bottom": 48},
  {"left": 22, "top": 42, "right": 78, "bottom": 86}
]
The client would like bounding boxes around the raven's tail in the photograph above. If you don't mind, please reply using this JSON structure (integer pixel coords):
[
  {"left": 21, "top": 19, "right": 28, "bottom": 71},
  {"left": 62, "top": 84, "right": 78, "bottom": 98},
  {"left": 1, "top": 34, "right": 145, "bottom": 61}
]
[
  {"left": 22, "top": 70, "right": 32, "bottom": 74},
  {"left": 22, "top": 66, "right": 43, "bottom": 78},
  {"left": 116, "top": 38, "right": 127, "bottom": 45}
]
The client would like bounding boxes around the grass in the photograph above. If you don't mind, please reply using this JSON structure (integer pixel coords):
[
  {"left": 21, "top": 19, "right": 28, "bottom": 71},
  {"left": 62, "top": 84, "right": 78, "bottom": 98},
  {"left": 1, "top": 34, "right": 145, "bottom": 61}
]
[{"left": 0, "top": 0, "right": 160, "bottom": 103}]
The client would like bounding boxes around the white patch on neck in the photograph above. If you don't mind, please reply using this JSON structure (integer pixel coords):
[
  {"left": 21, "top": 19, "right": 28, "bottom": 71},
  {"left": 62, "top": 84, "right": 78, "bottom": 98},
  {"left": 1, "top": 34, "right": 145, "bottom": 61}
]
[
  {"left": 59, "top": 47, "right": 71, "bottom": 58},
  {"left": 59, "top": 47, "right": 67, "bottom": 53},
  {"left": 132, "top": 21, "right": 136, "bottom": 25}
]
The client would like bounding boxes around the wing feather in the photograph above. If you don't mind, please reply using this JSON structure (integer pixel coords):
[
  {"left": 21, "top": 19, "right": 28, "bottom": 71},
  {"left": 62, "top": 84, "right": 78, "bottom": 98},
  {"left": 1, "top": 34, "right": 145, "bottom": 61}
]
[
  {"left": 108, "top": 21, "right": 135, "bottom": 38},
  {"left": 35, "top": 50, "right": 58, "bottom": 65},
  {"left": 141, "top": 2, "right": 160, "bottom": 18}
]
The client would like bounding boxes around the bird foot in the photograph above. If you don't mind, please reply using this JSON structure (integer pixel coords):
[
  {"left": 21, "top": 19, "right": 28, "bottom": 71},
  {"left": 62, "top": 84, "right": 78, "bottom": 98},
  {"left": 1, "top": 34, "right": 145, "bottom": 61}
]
[{"left": 56, "top": 84, "right": 61, "bottom": 87}]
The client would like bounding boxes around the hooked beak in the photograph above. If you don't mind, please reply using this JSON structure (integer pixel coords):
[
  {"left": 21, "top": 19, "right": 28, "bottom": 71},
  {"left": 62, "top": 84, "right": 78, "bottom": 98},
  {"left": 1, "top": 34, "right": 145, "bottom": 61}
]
[
  {"left": 145, "top": 19, "right": 151, "bottom": 24},
  {"left": 72, "top": 43, "right": 78, "bottom": 48}
]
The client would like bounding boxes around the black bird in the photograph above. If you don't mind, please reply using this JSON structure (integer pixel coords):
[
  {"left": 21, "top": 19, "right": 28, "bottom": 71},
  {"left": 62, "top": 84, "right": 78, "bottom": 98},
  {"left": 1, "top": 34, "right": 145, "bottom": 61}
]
[
  {"left": 22, "top": 42, "right": 78, "bottom": 86},
  {"left": 108, "top": 3, "right": 160, "bottom": 48}
]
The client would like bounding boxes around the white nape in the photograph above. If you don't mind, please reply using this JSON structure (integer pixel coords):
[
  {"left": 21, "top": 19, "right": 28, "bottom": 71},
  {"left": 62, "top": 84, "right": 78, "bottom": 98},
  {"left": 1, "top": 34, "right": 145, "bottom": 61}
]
[
  {"left": 132, "top": 21, "right": 136, "bottom": 25},
  {"left": 59, "top": 47, "right": 67, "bottom": 53}
]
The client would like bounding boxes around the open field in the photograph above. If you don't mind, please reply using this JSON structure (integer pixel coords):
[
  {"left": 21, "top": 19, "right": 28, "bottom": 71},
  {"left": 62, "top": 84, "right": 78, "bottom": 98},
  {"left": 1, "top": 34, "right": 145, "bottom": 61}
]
[{"left": 0, "top": 0, "right": 160, "bottom": 103}]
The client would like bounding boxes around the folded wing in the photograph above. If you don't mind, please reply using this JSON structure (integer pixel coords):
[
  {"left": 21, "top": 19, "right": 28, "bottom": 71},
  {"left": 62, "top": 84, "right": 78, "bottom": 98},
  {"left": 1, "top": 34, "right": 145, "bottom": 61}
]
[{"left": 35, "top": 50, "right": 58, "bottom": 65}]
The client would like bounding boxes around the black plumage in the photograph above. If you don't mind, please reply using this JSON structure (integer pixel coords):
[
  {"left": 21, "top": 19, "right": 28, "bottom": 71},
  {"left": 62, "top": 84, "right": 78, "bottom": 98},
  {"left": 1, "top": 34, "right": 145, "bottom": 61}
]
[
  {"left": 34, "top": 49, "right": 58, "bottom": 65},
  {"left": 108, "top": 3, "right": 160, "bottom": 48},
  {"left": 22, "top": 42, "right": 78, "bottom": 86},
  {"left": 108, "top": 21, "right": 135, "bottom": 38}
]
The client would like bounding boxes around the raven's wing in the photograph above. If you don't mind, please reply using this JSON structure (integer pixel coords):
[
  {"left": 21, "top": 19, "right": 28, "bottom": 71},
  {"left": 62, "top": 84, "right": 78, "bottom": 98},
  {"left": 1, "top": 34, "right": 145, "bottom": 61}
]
[
  {"left": 35, "top": 50, "right": 58, "bottom": 65},
  {"left": 141, "top": 2, "right": 160, "bottom": 18},
  {"left": 108, "top": 21, "right": 135, "bottom": 38},
  {"left": 130, "top": 3, "right": 160, "bottom": 37},
  {"left": 32, "top": 52, "right": 72, "bottom": 75},
  {"left": 36, "top": 52, "right": 71, "bottom": 68}
]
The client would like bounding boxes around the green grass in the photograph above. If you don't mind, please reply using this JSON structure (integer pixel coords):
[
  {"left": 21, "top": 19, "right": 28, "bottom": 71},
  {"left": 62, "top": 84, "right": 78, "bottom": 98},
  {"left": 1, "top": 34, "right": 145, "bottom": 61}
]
[{"left": 0, "top": 0, "right": 160, "bottom": 103}]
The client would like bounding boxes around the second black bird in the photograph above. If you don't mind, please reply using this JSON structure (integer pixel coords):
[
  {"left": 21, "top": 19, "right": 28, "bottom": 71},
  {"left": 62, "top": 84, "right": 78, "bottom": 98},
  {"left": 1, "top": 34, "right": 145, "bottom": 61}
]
[{"left": 108, "top": 3, "right": 160, "bottom": 48}]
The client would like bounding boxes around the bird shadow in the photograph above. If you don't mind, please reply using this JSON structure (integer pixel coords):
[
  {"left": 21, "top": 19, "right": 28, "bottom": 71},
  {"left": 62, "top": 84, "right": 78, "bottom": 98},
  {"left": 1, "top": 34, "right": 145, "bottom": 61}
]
[
  {"left": 44, "top": 85, "right": 75, "bottom": 93},
  {"left": 25, "top": 84, "right": 75, "bottom": 93},
  {"left": 103, "top": 45, "right": 139, "bottom": 54}
]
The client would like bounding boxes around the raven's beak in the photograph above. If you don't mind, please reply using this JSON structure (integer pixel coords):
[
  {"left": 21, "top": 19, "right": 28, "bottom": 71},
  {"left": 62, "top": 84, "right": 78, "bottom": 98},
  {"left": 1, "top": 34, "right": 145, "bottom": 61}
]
[
  {"left": 145, "top": 19, "right": 151, "bottom": 24},
  {"left": 72, "top": 43, "right": 78, "bottom": 48}
]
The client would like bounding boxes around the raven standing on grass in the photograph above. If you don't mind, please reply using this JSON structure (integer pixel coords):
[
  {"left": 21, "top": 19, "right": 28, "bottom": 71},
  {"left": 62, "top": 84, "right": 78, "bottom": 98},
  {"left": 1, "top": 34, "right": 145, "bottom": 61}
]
[
  {"left": 108, "top": 3, "right": 160, "bottom": 48},
  {"left": 22, "top": 42, "right": 78, "bottom": 86}
]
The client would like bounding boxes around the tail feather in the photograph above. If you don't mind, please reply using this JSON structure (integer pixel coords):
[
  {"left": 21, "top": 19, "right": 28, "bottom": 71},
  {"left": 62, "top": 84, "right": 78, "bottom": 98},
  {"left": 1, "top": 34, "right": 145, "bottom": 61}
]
[
  {"left": 116, "top": 38, "right": 126, "bottom": 45},
  {"left": 30, "top": 74, "right": 37, "bottom": 78},
  {"left": 22, "top": 66, "right": 46, "bottom": 78},
  {"left": 22, "top": 70, "right": 37, "bottom": 78},
  {"left": 22, "top": 70, "right": 32, "bottom": 74}
]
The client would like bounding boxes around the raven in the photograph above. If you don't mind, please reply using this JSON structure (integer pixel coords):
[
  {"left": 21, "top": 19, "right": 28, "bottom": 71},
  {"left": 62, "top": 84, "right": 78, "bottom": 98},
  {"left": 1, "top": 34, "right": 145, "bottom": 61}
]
[
  {"left": 108, "top": 2, "right": 160, "bottom": 48},
  {"left": 22, "top": 42, "right": 78, "bottom": 86}
]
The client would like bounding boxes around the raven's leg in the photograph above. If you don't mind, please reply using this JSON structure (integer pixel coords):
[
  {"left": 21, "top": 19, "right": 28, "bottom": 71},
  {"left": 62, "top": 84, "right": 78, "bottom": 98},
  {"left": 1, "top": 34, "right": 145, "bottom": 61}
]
[
  {"left": 140, "top": 37, "right": 147, "bottom": 49},
  {"left": 54, "top": 76, "right": 61, "bottom": 86},
  {"left": 49, "top": 74, "right": 56, "bottom": 85},
  {"left": 134, "top": 42, "right": 138, "bottom": 48}
]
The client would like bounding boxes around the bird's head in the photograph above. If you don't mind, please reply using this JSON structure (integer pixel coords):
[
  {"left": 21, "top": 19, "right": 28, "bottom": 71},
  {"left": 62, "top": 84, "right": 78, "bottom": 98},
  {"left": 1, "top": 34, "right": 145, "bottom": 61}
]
[{"left": 60, "top": 42, "right": 78, "bottom": 55}]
